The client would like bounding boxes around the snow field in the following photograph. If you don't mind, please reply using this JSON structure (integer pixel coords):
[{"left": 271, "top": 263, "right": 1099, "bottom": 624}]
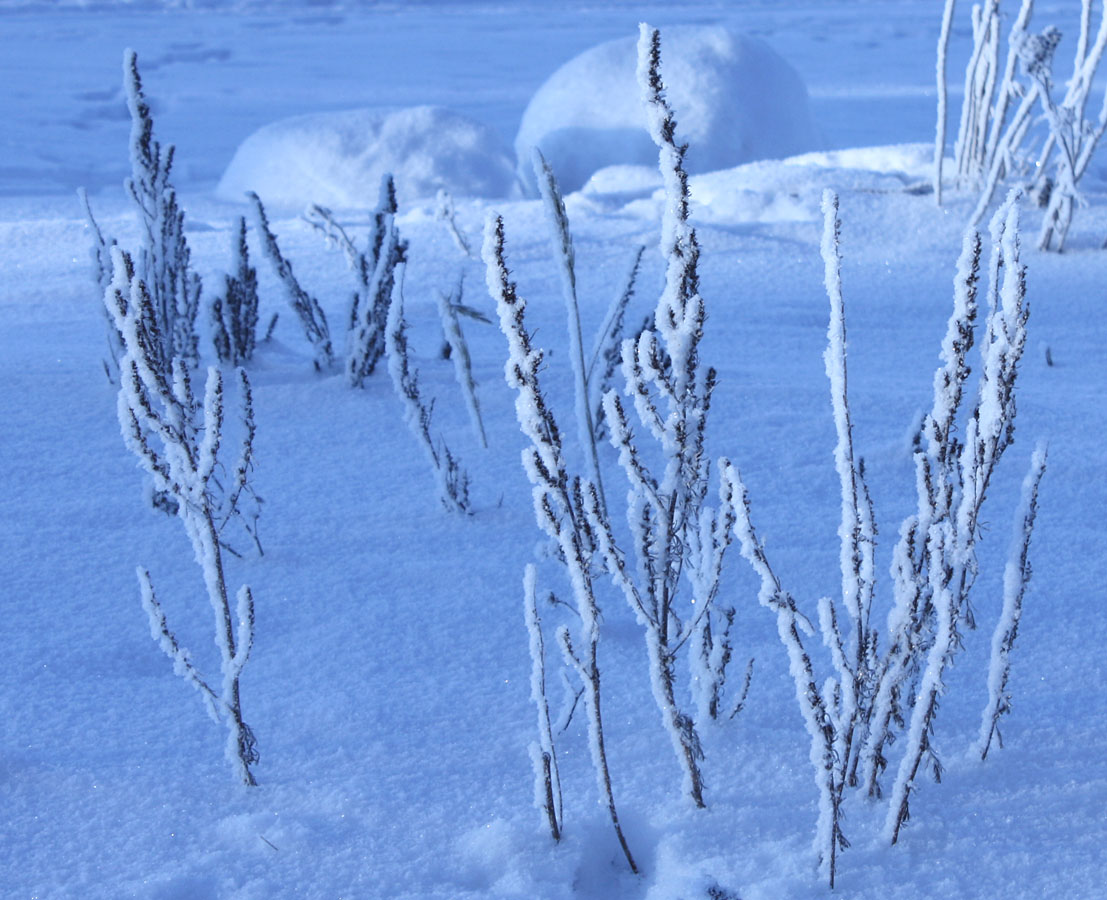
[{"left": 2, "top": 3, "right": 1107, "bottom": 898}]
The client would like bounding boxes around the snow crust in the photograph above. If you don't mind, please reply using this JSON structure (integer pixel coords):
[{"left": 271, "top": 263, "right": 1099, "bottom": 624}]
[
  {"left": 217, "top": 106, "right": 516, "bottom": 211},
  {"left": 514, "top": 25, "right": 821, "bottom": 197}
]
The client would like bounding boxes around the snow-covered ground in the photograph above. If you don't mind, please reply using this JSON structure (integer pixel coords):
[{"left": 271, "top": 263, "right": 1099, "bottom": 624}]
[{"left": 2, "top": 2, "right": 1106, "bottom": 899}]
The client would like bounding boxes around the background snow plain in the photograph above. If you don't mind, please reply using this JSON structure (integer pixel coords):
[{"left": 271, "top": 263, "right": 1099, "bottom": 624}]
[{"left": 2, "top": 1, "right": 1106, "bottom": 899}]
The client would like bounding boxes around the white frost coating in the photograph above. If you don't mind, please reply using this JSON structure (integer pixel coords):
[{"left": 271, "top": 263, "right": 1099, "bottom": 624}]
[
  {"left": 1033, "top": 0, "right": 1107, "bottom": 249},
  {"left": 860, "top": 206, "right": 1012, "bottom": 799},
  {"left": 958, "top": 192, "right": 1025, "bottom": 566},
  {"left": 924, "top": 228, "right": 981, "bottom": 477},
  {"left": 485, "top": 209, "right": 635, "bottom": 871},
  {"left": 249, "top": 192, "right": 333, "bottom": 370},
  {"left": 976, "top": 443, "right": 1047, "bottom": 760},
  {"left": 819, "top": 191, "right": 872, "bottom": 774},
  {"left": 197, "top": 366, "right": 223, "bottom": 488},
  {"left": 633, "top": 21, "right": 702, "bottom": 398},
  {"left": 384, "top": 262, "right": 469, "bottom": 514},
  {"left": 555, "top": 626, "right": 606, "bottom": 803},
  {"left": 965, "top": 0, "right": 1037, "bottom": 225},
  {"left": 587, "top": 244, "right": 644, "bottom": 405},
  {"left": 347, "top": 175, "right": 403, "bottom": 388},
  {"left": 622, "top": 336, "right": 666, "bottom": 444},
  {"left": 484, "top": 214, "right": 564, "bottom": 489},
  {"left": 582, "top": 474, "right": 650, "bottom": 627},
  {"left": 817, "top": 596, "right": 850, "bottom": 735},
  {"left": 436, "top": 282, "right": 487, "bottom": 449},
  {"left": 603, "top": 36, "right": 717, "bottom": 801},
  {"left": 532, "top": 149, "right": 606, "bottom": 512},
  {"left": 218, "top": 106, "right": 515, "bottom": 210},
  {"left": 232, "top": 585, "right": 254, "bottom": 675},
  {"left": 524, "top": 564, "right": 563, "bottom": 839},
  {"left": 516, "top": 25, "right": 819, "bottom": 195},
  {"left": 983, "top": 0, "right": 1035, "bottom": 170},
  {"left": 722, "top": 460, "right": 840, "bottom": 882},
  {"left": 934, "top": 0, "right": 956, "bottom": 204},
  {"left": 821, "top": 190, "right": 868, "bottom": 630},
  {"left": 108, "top": 248, "right": 258, "bottom": 785},
  {"left": 137, "top": 567, "right": 221, "bottom": 725},
  {"left": 884, "top": 524, "right": 957, "bottom": 844},
  {"left": 686, "top": 467, "right": 738, "bottom": 724}
]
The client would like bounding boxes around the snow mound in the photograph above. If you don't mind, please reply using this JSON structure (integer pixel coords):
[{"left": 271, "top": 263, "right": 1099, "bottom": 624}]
[
  {"left": 217, "top": 106, "right": 516, "bottom": 211},
  {"left": 572, "top": 143, "right": 937, "bottom": 225},
  {"left": 784, "top": 143, "right": 938, "bottom": 179},
  {"left": 580, "top": 164, "right": 663, "bottom": 199},
  {"left": 514, "top": 26, "right": 821, "bottom": 197},
  {"left": 688, "top": 145, "right": 933, "bottom": 225}
]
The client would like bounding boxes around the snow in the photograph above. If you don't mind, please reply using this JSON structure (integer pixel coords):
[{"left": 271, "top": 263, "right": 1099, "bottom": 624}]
[
  {"left": 4, "top": 2, "right": 1107, "bottom": 899},
  {"left": 217, "top": 106, "right": 516, "bottom": 211},
  {"left": 515, "top": 24, "right": 821, "bottom": 197}
]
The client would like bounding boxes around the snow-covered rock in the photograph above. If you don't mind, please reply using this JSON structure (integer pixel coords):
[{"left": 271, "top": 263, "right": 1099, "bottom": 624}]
[
  {"left": 217, "top": 106, "right": 517, "bottom": 211},
  {"left": 514, "top": 26, "right": 821, "bottom": 196}
]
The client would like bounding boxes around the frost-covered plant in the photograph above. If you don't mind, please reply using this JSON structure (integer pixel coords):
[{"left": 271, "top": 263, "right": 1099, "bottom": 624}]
[
  {"left": 491, "top": 25, "right": 742, "bottom": 816},
  {"left": 532, "top": 148, "right": 608, "bottom": 514},
  {"left": 524, "top": 563, "right": 564, "bottom": 842},
  {"left": 483, "top": 213, "right": 637, "bottom": 873},
  {"left": 966, "top": 14, "right": 1062, "bottom": 225},
  {"left": 385, "top": 263, "right": 470, "bottom": 514},
  {"left": 249, "top": 192, "right": 334, "bottom": 371},
  {"left": 436, "top": 275, "right": 487, "bottom": 449},
  {"left": 211, "top": 216, "right": 260, "bottom": 367},
  {"left": 723, "top": 458, "right": 847, "bottom": 888},
  {"left": 716, "top": 192, "right": 871, "bottom": 887},
  {"left": 934, "top": 0, "right": 957, "bottom": 205},
  {"left": 435, "top": 189, "right": 475, "bottom": 259},
  {"left": 122, "top": 48, "right": 201, "bottom": 372},
  {"left": 1026, "top": 3, "right": 1107, "bottom": 250},
  {"left": 880, "top": 192, "right": 1034, "bottom": 844},
  {"left": 300, "top": 177, "right": 408, "bottom": 384},
  {"left": 952, "top": 0, "right": 1037, "bottom": 196},
  {"left": 585, "top": 24, "right": 743, "bottom": 809},
  {"left": 590, "top": 245, "right": 645, "bottom": 442},
  {"left": 815, "top": 190, "right": 878, "bottom": 839},
  {"left": 105, "top": 246, "right": 259, "bottom": 786},
  {"left": 946, "top": 0, "right": 1107, "bottom": 240},
  {"left": 727, "top": 189, "right": 1041, "bottom": 885},
  {"left": 78, "top": 187, "right": 124, "bottom": 382},
  {"left": 347, "top": 177, "right": 408, "bottom": 386},
  {"left": 976, "top": 442, "right": 1047, "bottom": 759},
  {"left": 81, "top": 50, "right": 201, "bottom": 379}
]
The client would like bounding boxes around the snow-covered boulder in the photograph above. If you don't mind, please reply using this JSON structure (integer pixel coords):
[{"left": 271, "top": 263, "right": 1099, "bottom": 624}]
[
  {"left": 514, "top": 26, "right": 821, "bottom": 196},
  {"left": 217, "top": 106, "right": 516, "bottom": 210}
]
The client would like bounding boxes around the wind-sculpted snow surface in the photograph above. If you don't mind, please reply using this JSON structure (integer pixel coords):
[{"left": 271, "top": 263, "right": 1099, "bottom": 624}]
[
  {"left": 218, "top": 106, "right": 516, "bottom": 211},
  {"left": 515, "top": 25, "right": 821, "bottom": 196}
]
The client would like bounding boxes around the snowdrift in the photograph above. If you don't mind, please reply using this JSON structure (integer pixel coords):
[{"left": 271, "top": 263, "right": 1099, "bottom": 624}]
[
  {"left": 515, "top": 25, "right": 821, "bottom": 196},
  {"left": 217, "top": 106, "right": 516, "bottom": 211},
  {"left": 571, "top": 143, "right": 936, "bottom": 225}
]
